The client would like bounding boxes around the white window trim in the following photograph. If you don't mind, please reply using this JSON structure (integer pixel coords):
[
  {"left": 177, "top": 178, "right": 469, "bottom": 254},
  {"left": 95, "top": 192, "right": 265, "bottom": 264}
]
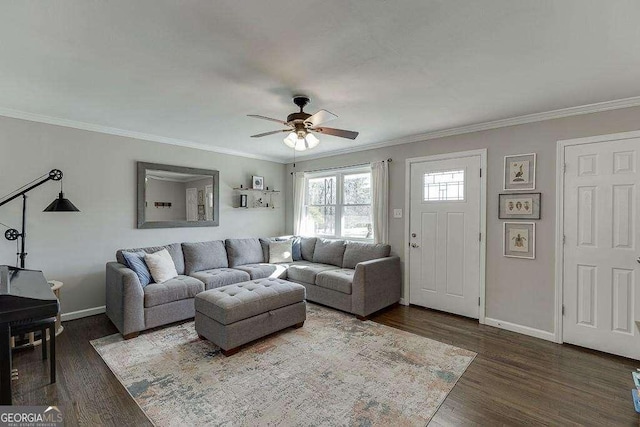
[{"left": 304, "top": 166, "right": 373, "bottom": 241}]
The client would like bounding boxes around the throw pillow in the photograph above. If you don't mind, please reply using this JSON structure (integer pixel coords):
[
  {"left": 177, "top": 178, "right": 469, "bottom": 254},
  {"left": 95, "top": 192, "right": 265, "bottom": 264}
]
[
  {"left": 291, "top": 236, "right": 302, "bottom": 261},
  {"left": 122, "top": 251, "right": 152, "bottom": 287},
  {"left": 144, "top": 249, "right": 178, "bottom": 283},
  {"left": 269, "top": 240, "right": 294, "bottom": 263}
]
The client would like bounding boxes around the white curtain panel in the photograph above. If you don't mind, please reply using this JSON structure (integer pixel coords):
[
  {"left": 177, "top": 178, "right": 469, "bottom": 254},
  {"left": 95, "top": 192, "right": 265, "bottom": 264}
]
[
  {"left": 292, "top": 171, "right": 306, "bottom": 235},
  {"left": 371, "top": 160, "right": 389, "bottom": 244}
]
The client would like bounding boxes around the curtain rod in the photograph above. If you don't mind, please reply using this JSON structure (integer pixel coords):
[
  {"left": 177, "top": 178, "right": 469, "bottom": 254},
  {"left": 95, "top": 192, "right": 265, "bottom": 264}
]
[{"left": 290, "top": 158, "right": 392, "bottom": 175}]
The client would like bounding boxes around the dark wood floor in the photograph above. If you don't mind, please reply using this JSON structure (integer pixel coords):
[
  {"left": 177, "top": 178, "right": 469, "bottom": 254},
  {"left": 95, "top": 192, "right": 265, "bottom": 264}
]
[{"left": 10, "top": 305, "right": 640, "bottom": 426}]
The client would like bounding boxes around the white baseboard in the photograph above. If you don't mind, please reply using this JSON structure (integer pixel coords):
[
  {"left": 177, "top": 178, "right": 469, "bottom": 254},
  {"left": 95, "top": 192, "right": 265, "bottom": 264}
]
[
  {"left": 61, "top": 305, "right": 106, "bottom": 321},
  {"left": 399, "top": 298, "right": 408, "bottom": 306},
  {"left": 484, "top": 317, "right": 555, "bottom": 342}
]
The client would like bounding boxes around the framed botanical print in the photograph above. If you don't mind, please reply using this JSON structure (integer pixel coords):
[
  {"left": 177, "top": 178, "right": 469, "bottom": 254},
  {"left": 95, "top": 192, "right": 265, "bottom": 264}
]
[
  {"left": 499, "top": 193, "right": 541, "bottom": 219},
  {"left": 503, "top": 222, "right": 535, "bottom": 259},
  {"left": 504, "top": 153, "right": 536, "bottom": 191}
]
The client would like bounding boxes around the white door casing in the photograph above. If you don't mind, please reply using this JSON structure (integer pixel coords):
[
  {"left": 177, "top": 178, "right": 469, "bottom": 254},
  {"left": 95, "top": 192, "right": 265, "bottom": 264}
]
[
  {"left": 408, "top": 153, "right": 483, "bottom": 319},
  {"left": 186, "top": 187, "right": 198, "bottom": 221},
  {"left": 561, "top": 136, "right": 640, "bottom": 359},
  {"left": 205, "top": 184, "right": 213, "bottom": 221}
]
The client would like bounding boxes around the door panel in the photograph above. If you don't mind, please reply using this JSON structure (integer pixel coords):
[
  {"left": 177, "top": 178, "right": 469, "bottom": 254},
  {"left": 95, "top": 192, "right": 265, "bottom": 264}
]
[
  {"left": 409, "top": 155, "right": 481, "bottom": 319},
  {"left": 563, "top": 138, "right": 640, "bottom": 359}
]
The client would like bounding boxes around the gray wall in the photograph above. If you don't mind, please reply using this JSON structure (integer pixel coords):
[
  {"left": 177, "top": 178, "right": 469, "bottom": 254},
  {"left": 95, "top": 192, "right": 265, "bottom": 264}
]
[
  {"left": 285, "top": 106, "right": 640, "bottom": 334},
  {"left": 145, "top": 177, "right": 187, "bottom": 221},
  {"left": 0, "top": 116, "right": 286, "bottom": 315}
]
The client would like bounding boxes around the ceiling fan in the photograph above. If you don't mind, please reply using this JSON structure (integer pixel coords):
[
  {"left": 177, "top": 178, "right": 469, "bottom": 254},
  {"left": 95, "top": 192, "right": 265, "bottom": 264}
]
[{"left": 248, "top": 96, "right": 359, "bottom": 151}]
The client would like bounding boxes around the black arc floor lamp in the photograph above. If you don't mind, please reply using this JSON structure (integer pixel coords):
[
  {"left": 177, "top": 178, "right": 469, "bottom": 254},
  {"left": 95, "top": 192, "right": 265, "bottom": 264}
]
[{"left": 0, "top": 169, "right": 79, "bottom": 268}]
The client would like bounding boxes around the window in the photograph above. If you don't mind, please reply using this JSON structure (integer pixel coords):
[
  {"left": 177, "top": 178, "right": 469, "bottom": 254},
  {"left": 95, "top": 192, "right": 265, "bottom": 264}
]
[
  {"left": 423, "top": 169, "right": 465, "bottom": 201},
  {"left": 304, "top": 168, "right": 372, "bottom": 240}
]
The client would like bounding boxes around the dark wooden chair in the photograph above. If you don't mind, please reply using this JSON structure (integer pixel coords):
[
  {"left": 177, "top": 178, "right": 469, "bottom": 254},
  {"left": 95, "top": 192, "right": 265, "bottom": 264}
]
[{"left": 11, "top": 317, "right": 56, "bottom": 384}]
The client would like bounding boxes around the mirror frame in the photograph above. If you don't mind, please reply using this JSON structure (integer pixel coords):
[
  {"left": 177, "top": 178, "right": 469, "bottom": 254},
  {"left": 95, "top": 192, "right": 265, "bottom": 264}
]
[{"left": 137, "top": 161, "right": 220, "bottom": 229}]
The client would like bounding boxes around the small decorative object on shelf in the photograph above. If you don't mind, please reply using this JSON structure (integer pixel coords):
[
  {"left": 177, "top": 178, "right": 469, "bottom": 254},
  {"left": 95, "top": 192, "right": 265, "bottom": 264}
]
[{"left": 252, "top": 175, "right": 264, "bottom": 190}]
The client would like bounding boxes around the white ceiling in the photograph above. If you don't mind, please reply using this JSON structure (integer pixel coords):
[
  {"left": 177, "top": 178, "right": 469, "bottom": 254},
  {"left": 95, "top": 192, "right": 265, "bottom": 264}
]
[{"left": 1, "top": 1, "right": 640, "bottom": 163}]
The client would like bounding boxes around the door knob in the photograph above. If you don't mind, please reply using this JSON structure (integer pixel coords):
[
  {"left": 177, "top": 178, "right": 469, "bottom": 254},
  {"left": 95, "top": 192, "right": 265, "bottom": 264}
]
[{"left": 411, "top": 243, "right": 420, "bottom": 248}]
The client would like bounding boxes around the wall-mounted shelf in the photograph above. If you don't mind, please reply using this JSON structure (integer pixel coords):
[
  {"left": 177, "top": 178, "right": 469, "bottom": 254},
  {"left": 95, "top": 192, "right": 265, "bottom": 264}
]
[
  {"left": 233, "top": 188, "right": 281, "bottom": 193},
  {"left": 233, "top": 187, "right": 281, "bottom": 209}
]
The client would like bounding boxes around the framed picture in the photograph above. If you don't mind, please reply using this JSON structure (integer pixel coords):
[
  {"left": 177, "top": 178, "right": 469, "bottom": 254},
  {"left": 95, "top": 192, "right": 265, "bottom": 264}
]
[
  {"left": 239, "top": 194, "right": 248, "bottom": 208},
  {"left": 252, "top": 175, "right": 264, "bottom": 190},
  {"left": 503, "top": 222, "right": 535, "bottom": 259},
  {"left": 498, "top": 193, "right": 541, "bottom": 219},
  {"left": 504, "top": 153, "right": 536, "bottom": 191}
]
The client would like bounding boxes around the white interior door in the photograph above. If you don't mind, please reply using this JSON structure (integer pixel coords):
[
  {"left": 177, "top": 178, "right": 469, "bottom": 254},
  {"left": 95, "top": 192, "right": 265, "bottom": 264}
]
[
  {"left": 409, "top": 155, "right": 481, "bottom": 318},
  {"left": 205, "top": 184, "right": 213, "bottom": 221},
  {"left": 186, "top": 187, "right": 198, "bottom": 221},
  {"left": 563, "top": 138, "right": 640, "bottom": 359}
]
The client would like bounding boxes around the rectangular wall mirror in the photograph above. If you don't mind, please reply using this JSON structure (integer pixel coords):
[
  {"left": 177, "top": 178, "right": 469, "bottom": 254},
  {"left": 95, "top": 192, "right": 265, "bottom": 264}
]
[{"left": 137, "top": 162, "right": 219, "bottom": 229}]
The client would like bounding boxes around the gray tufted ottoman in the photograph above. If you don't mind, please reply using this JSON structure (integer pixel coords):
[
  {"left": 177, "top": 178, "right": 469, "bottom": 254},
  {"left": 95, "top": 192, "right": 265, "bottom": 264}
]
[{"left": 194, "top": 278, "right": 306, "bottom": 356}]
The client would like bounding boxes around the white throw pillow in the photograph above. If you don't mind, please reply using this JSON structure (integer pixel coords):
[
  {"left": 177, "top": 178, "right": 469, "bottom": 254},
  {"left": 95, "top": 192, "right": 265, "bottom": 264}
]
[
  {"left": 144, "top": 249, "right": 178, "bottom": 283},
  {"left": 269, "top": 240, "right": 293, "bottom": 263}
]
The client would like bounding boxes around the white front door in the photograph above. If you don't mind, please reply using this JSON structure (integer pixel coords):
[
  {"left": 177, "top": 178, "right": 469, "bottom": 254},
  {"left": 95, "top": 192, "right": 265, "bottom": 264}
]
[
  {"left": 563, "top": 138, "right": 640, "bottom": 359},
  {"left": 186, "top": 187, "right": 198, "bottom": 221},
  {"left": 409, "top": 155, "right": 481, "bottom": 318}
]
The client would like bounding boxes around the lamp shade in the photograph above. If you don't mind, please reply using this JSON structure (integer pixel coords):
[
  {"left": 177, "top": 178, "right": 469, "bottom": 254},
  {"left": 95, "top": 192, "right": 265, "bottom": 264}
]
[
  {"left": 305, "top": 133, "right": 320, "bottom": 149},
  {"left": 43, "top": 192, "right": 80, "bottom": 212}
]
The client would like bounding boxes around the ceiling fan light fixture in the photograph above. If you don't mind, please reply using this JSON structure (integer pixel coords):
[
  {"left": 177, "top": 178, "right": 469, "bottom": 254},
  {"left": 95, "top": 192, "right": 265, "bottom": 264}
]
[
  {"left": 305, "top": 133, "right": 320, "bottom": 149},
  {"left": 283, "top": 132, "right": 298, "bottom": 148}
]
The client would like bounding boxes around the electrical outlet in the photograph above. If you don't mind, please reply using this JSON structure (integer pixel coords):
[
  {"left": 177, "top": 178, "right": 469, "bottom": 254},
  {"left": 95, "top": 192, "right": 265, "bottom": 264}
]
[{"left": 393, "top": 209, "right": 403, "bottom": 219}]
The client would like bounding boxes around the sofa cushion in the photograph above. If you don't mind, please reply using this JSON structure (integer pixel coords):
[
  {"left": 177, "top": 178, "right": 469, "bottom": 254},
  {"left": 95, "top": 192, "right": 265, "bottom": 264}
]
[
  {"left": 190, "top": 268, "right": 250, "bottom": 290},
  {"left": 315, "top": 269, "right": 354, "bottom": 295},
  {"left": 195, "top": 278, "right": 306, "bottom": 325},
  {"left": 313, "top": 239, "right": 346, "bottom": 267},
  {"left": 143, "top": 275, "right": 204, "bottom": 308},
  {"left": 144, "top": 249, "right": 178, "bottom": 283},
  {"left": 121, "top": 251, "right": 152, "bottom": 287},
  {"left": 182, "top": 240, "right": 228, "bottom": 275},
  {"left": 342, "top": 242, "right": 391, "bottom": 269},
  {"left": 233, "top": 263, "right": 288, "bottom": 280},
  {"left": 287, "top": 261, "right": 340, "bottom": 284},
  {"left": 226, "top": 238, "right": 264, "bottom": 267},
  {"left": 117, "top": 242, "right": 185, "bottom": 275},
  {"left": 269, "top": 240, "right": 293, "bottom": 263},
  {"left": 300, "top": 237, "right": 317, "bottom": 261}
]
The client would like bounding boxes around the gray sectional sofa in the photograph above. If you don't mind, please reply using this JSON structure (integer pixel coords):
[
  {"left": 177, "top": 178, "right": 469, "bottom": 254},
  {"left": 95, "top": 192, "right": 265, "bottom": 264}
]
[{"left": 105, "top": 237, "right": 401, "bottom": 338}]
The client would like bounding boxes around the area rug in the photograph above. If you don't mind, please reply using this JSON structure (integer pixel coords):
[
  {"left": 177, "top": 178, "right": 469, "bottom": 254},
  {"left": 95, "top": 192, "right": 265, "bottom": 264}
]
[{"left": 91, "top": 304, "right": 475, "bottom": 426}]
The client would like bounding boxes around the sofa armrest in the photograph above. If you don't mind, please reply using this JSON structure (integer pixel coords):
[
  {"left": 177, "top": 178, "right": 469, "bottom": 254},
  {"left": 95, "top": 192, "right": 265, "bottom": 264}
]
[
  {"left": 105, "top": 262, "right": 145, "bottom": 336},
  {"left": 352, "top": 256, "right": 402, "bottom": 317}
]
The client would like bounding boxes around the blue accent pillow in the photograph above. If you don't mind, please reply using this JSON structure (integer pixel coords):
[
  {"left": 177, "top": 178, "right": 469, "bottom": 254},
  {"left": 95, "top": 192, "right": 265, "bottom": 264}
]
[
  {"left": 291, "top": 237, "right": 302, "bottom": 261},
  {"left": 122, "top": 251, "right": 152, "bottom": 287}
]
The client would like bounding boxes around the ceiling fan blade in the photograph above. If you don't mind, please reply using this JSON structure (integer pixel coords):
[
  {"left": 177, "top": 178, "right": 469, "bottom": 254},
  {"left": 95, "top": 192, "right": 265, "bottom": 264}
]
[
  {"left": 247, "top": 114, "right": 289, "bottom": 125},
  {"left": 312, "top": 127, "right": 359, "bottom": 140},
  {"left": 250, "top": 129, "right": 290, "bottom": 138},
  {"left": 305, "top": 109, "right": 338, "bottom": 127}
]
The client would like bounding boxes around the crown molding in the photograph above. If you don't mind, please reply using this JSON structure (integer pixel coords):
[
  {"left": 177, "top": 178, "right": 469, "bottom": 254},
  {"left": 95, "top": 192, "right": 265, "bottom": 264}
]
[
  {"left": 2, "top": 95, "right": 640, "bottom": 165},
  {"left": 288, "top": 95, "right": 640, "bottom": 163},
  {"left": 0, "top": 107, "right": 284, "bottom": 163}
]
